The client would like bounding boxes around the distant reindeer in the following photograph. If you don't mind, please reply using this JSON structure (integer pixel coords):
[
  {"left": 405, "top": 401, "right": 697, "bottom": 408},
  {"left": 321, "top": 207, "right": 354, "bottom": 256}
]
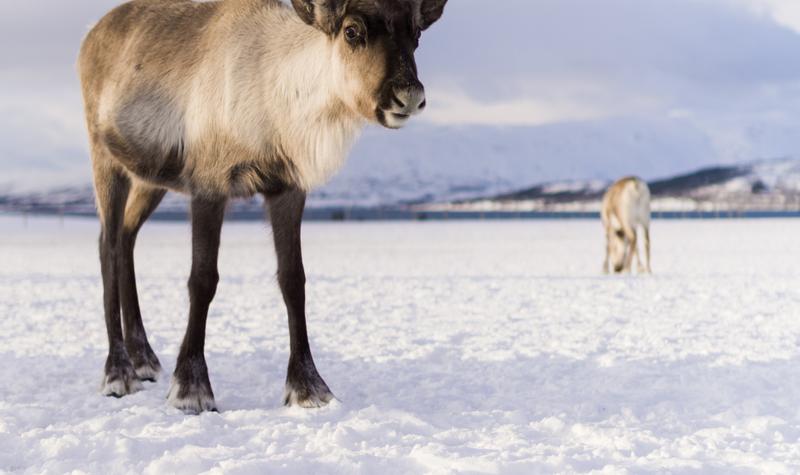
[
  {"left": 79, "top": 0, "right": 447, "bottom": 413},
  {"left": 602, "top": 177, "right": 652, "bottom": 274}
]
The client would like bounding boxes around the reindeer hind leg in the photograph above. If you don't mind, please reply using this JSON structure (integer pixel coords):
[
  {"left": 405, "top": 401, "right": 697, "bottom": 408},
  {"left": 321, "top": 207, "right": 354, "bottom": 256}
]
[
  {"left": 119, "top": 182, "right": 167, "bottom": 381},
  {"left": 93, "top": 155, "right": 142, "bottom": 397},
  {"left": 623, "top": 228, "right": 638, "bottom": 274}
]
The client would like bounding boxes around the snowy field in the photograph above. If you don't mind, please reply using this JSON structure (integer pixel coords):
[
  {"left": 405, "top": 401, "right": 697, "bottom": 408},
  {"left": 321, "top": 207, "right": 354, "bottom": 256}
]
[{"left": 2, "top": 215, "right": 800, "bottom": 474}]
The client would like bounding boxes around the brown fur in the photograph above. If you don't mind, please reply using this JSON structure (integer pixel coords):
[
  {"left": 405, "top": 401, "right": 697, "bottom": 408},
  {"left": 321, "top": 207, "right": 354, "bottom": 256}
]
[{"left": 81, "top": 1, "right": 291, "bottom": 199}]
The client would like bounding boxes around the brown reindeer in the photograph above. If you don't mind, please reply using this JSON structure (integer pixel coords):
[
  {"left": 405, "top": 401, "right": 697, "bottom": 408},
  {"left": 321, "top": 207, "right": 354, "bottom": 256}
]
[
  {"left": 602, "top": 177, "right": 652, "bottom": 274},
  {"left": 79, "top": 0, "right": 447, "bottom": 413}
]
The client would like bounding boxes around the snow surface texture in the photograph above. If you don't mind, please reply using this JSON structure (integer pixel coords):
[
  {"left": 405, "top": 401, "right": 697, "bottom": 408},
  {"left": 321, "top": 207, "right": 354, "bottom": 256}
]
[{"left": 2, "top": 215, "right": 800, "bottom": 474}]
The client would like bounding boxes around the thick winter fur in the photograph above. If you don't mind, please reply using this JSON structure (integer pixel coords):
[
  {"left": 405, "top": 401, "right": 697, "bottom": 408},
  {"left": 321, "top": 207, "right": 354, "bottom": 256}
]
[
  {"left": 602, "top": 177, "right": 652, "bottom": 274},
  {"left": 79, "top": 0, "right": 447, "bottom": 413}
]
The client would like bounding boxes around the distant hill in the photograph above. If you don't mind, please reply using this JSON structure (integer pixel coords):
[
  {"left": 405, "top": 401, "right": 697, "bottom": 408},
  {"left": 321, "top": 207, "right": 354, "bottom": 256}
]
[
  {"left": 3, "top": 155, "right": 800, "bottom": 218},
  {"left": 424, "top": 158, "right": 800, "bottom": 213}
]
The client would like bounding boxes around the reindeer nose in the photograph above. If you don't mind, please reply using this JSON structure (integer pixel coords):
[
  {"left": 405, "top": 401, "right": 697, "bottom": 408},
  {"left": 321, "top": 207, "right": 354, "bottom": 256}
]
[{"left": 393, "top": 85, "right": 426, "bottom": 115}]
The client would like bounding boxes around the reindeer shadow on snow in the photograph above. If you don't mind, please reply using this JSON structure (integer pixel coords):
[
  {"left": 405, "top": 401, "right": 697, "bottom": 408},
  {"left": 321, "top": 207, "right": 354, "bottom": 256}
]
[{"left": 79, "top": 0, "right": 448, "bottom": 414}]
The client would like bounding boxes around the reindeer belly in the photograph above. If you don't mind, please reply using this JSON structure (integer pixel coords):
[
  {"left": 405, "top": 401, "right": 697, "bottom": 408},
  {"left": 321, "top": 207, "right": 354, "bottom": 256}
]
[{"left": 102, "top": 87, "right": 187, "bottom": 190}]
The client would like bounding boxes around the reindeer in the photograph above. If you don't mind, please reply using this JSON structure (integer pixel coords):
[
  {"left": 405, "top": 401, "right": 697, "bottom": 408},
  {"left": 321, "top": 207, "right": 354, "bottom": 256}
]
[
  {"left": 78, "top": 0, "right": 447, "bottom": 413},
  {"left": 601, "top": 177, "right": 652, "bottom": 274}
]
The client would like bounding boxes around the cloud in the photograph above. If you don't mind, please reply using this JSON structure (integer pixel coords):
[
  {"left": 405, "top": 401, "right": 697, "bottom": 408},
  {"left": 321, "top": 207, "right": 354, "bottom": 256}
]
[
  {"left": 407, "top": 0, "right": 800, "bottom": 164},
  {"left": 739, "top": 0, "right": 800, "bottom": 32},
  {"left": 416, "top": 0, "right": 800, "bottom": 123},
  {"left": 424, "top": 79, "right": 661, "bottom": 126}
]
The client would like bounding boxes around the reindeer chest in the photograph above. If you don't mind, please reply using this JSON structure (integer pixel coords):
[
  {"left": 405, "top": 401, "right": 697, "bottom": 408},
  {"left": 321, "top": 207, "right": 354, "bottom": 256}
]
[
  {"left": 181, "top": 122, "right": 357, "bottom": 198},
  {"left": 281, "top": 121, "right": 361, "bottom": 191}
]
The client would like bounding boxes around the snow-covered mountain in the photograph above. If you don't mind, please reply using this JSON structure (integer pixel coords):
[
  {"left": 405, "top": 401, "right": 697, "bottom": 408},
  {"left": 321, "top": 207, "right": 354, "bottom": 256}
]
[
  {"left": 428, "top": 158, "right": 800, "bottom": 213},
  {"left": 4, "top": 157, "right": 800, "bottom": 217}
]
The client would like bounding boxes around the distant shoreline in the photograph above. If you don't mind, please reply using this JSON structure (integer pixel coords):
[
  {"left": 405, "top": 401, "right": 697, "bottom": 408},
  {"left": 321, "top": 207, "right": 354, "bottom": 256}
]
[{"left": 4, "top": 208, "right": 800, "bottom": 222}]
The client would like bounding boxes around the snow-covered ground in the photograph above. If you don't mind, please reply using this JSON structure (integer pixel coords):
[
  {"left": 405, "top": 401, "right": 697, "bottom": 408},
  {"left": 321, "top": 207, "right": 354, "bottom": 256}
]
[{"left": 2, "top": 215, "right": 800, "bottom": 474}]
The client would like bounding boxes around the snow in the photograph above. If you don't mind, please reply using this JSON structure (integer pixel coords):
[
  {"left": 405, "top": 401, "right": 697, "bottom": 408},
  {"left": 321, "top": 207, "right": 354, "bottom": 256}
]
[
  {"left": 751, "top": 158, "right": 800, "bottom": 192},
  {"left": 2, "top": 214, "right": 800, "bottom": 474}
]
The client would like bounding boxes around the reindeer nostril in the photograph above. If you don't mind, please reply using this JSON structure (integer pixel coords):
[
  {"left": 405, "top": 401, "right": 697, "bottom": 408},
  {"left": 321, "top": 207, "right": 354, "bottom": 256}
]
[
  {"left": 392, "top": 94, "right": 406, "bottom": 109},
  {"left": 418, "top": 99, "right": 426, "bottom": 110}
]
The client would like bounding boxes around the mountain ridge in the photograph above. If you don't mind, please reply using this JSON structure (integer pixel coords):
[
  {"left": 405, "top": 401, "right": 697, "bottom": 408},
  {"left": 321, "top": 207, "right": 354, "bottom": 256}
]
[
  {"left": 3, "top": 157, "right": 799, "bottom": 217},
  {"left": 426, "top": 157, "right": 800, "bottom": 213}
]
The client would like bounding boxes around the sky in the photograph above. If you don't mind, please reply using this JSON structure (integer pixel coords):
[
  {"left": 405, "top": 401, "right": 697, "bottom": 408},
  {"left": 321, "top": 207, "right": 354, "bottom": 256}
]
[{"left": 1, "top": 0, "right": 800, "bottom": 191}]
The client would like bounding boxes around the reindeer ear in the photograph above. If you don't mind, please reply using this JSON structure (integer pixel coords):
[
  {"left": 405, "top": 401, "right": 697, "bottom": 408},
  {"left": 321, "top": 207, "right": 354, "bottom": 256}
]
[
  {"left": 419, "top": 0, "right": 447, "bottom": 30},
  {"left": 291, "top": 0, "right": 347, "bottom": 36}
]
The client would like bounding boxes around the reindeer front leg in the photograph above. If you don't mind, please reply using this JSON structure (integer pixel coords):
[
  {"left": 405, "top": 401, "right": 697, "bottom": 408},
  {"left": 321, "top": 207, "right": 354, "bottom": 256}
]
[
  {"left": 643, "top": 226, "right": 652, "bottom": 274},
  {"left": 267, "top": 189, "right": 334, "bottom": 408},
  {"left": 634, "top": 230, "right": 647, "bottom": 274},
  {"left": 167, "top": 195, "right": 227, "bottom": 413}
]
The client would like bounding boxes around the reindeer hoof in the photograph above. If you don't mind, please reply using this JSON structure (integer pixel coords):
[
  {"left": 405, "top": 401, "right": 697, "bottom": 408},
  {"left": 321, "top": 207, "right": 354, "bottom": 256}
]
[
  {"left": 130, "top": 347, "right": 162, "bottom": 382},
  {"left": 167, "top": 355, "right": 216, "bottom": 414},
  {"left": 284, "top": 358, "right": 334, "bottom": 408},
  {"left": 135, "top": 361, "right": 162, "bottom": 383},
  {"left": 135, "top": 363, "right": 161, "bottom": 383},
  {"left": 101, "top": 363, "right": 143, "bottom": 398},
  {"left": 284, "top": 382, "right": 334, "bottom": 408},
  {"left": 167, "top": 378, "right": 217, "bottom": 414}
]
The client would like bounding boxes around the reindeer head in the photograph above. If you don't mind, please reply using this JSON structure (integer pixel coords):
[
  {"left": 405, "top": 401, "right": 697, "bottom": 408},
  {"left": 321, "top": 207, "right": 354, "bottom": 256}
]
[
  {"left": 609, "top": 228, "right": 627, "bottom": 273},
  {"left": 292, "top": 0, "right": 447, "bottom": 129}
]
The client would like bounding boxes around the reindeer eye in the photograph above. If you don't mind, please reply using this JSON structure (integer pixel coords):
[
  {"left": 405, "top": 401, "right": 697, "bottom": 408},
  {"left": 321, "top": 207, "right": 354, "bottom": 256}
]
[{"left": 344, "top": 25, "right": 361, "bottom": 42}]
